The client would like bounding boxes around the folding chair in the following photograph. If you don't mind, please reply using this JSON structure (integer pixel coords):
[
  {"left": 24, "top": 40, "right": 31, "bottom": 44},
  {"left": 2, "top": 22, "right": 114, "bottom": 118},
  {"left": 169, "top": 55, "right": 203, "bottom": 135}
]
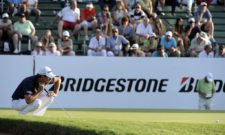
[
  {"left": 82, "top": 40, "right": 88, "bottom": 55},
  {"left": 18, "top": 36, "right": 31, "bottom": 53}
]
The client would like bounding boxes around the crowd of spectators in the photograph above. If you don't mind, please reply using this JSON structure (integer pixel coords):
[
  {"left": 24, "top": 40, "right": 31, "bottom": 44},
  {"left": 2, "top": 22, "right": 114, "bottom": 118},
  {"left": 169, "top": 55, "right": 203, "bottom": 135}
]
[{"left": 0, "top": 0, "right": 224, "bottom": 58}]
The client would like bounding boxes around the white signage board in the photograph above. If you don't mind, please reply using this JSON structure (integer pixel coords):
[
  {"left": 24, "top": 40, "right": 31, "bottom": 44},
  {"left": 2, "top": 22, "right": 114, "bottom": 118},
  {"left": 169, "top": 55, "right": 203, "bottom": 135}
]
[
  {"left": 0, "top": 56, "right": 33, "bottom": 108},
  {"left": 35, "top": 56, "right": 225, "bottom": 110}
]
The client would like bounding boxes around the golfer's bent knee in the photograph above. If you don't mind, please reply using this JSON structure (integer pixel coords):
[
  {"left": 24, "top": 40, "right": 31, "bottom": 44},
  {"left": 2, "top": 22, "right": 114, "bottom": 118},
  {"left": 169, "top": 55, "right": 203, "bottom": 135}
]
[{"left": 32, "top": 99, "right": 42, "bottom": 109}]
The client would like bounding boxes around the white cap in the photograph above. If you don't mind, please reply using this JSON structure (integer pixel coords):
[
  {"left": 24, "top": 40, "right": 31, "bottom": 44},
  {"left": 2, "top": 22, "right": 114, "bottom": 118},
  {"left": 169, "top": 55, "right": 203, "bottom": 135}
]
[
  {"left": 206, "top": 72, "right": 213, "bottom": 82},
  {"left": 2, "top": 13, "right": 9, "bottom": 18},
  {"left": 201, "top": 2, "right": 207, "bottom": 6},
  {"left": 188, "top": 17, "right": 195, "bottom": 23},
  {"left": 86, "top": 3, "right": 93, "bottom": 8},
  {"left": 38, "top": 66, "right": 56, "bottom": 78},
  {"left": 165, "top": 31, "right": 172, "bottom": 37},
  {"left": 63, "top": 31, "right": 70, "bottom": 37},
  {"left": 131, "top": 43, "right": 139, "bottom": 49},
  {"left": 150, "top": 32, "right": 157, "bottom": 37},
  {"left": 198, "top": 31, "right": 208, "bottom": 40}
]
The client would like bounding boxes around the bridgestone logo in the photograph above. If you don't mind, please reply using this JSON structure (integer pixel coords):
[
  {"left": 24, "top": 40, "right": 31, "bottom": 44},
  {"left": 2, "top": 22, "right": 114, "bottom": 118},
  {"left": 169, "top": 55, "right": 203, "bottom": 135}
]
[
  {"left": 58, "top": 77, "right": 169, "bottom": 93},
  {"left": 179, "top": 77, "right": 225, "bottom": 93}
]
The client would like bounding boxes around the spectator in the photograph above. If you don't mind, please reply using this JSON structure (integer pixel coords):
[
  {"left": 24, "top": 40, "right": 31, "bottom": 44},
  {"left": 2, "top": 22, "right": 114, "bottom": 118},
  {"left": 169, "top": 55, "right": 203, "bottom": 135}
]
[
  {"left": 0, "top": 13, "right": 13, "bottom": 39},
  {"left": 100, "top": 13, "right": 113, "bottom": 38},
  {"left": 0, "top": 13, "right": 13, "bottom": 53},
  {"left": 106, "top": 27, "right": 130, "bottom": 56},
  {"left": 129, "top": 43, "right": 145, "bottom": 57},
  {"left": 151, "top": 44, "right": 168, "bottom": 57},
  {"left": 215, "top": 45, "right": 225, "bottom": 58},
  {"left": 22, "top": 0, "right": 41, "bottom": 26},
  {"left": 194, "top": 2, "right": 214, "bottom": 39},
  {"left": 53, "top": 0, "right": 80, "bottom": 39},
  {"left": 143, "top": 32, "right": 158, "bottom": 57},
  {"left": 168, "top": 45, "right": 181, "bottom": 57},
  {"left": 189, "top": 31, "right": 211, "bottom": 57},
  {"left": 129, "top": 3, "right": 146, "bottom": 28},
  {"left": 196, "top": 0, "right": 212, "bottom": 6},
  {"left": 178, "top": 0, "right": 194, "bottom": 16},
  {"left": 196, "top": 72, "right": 216, "bottom": 110},
  {"left": 155, "top": 0, "right": 165, "bottom": 16},
  {"left": 198, "top": 44, "right": 214, "bottom": 58},
  {"left": 135, "top": 17, "right": 153, "bottom": 45},
  {"left": 184, "top": 17, "right": 200, "bottom": 50},
  {"left": 172, "top": 18, "right": 185, "bottom": 56},
  {"left": 152, "top": 16, "right": 166, "bottom": 37},
  {"left": 118, "top": 16, "right": 134, "bottom": 43},
  {"left": 112, "top": 1, "right": 128, "bottom": 26},
  {"left": 31, "top": 41, "right": 44, "bottom": 56},
  {"left": 159, "top": 31, "right": 177, "bottom": 53},
  {"left": 80, "top": 2, "right": 97, "bottom": 41},
  {"left": 167, "top": 0, "right": 180, "bottom": 16},
  {"left": 13, "top": 1, "right": 28, "bottom": 16},
  {"left": 139, "top": 0, "right": 153, "bottom": 17},
  {"left": 58, "top": 30, "right": 75, "bottom": 56},
  {"left": 40, "top": 29, "right": 55, "bottom": 52},
  {"left": 8, "top": 0, "right": 23, "bottom": 16},
  {"left": 98, "top": 0, "right": 117, "bottom": 11},
  {"left": 12, "top": 12, "right": 37, "bottom": 54},
  {"left": 45, "top": 42, "right": 61, "bottom": 56},
  {"left": 87, "top": 29, "right": 107, "bottom": 56},
  {"left": 122, "top": 0, "right": 137, "bottom": 11},
  {"left": 97, "top": 5, "right": 112, "bottom": 27}
]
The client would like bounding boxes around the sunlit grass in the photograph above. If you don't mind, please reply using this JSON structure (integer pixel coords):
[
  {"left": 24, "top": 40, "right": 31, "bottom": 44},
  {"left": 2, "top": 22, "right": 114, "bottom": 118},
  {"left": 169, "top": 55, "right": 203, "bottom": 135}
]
[{"left": 0, "top": 109, "right": 225, "bottom": 135}]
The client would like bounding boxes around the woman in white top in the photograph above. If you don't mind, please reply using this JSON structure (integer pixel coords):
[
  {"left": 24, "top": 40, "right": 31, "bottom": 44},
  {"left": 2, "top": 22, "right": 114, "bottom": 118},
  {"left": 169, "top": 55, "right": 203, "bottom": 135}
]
[
  {"left": 45, "top": 42, "right": 61, "bottom": 56},
  {"left": 31, "top": 41, "right": 44, "bottom": 56}
]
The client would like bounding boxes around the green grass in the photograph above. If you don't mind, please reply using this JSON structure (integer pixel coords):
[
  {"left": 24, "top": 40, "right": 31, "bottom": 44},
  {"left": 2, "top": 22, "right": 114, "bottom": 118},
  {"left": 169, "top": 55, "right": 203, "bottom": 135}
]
[{"left": 0, "top": 109, "right": 225, "bottom": 135}]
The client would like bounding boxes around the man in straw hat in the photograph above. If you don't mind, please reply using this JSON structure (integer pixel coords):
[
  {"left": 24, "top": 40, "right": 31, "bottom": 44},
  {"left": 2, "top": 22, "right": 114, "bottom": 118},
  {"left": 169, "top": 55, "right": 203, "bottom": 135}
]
[{"left": 189, "top": 31, "right": 211, "bottom": 57}]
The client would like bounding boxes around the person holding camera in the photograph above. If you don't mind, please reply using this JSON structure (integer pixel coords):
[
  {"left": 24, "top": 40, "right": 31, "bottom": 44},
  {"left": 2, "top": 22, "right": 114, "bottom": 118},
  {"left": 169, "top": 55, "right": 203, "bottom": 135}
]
[{"left": 196, "top": 72, "right": 216, "bottom": 110}]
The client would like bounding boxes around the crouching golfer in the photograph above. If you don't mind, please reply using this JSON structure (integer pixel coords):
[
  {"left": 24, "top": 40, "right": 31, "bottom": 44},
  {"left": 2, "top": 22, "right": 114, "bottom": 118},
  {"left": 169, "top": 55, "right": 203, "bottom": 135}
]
[{"left": 11, "top": 66, "right": 61, "bottom": 116}]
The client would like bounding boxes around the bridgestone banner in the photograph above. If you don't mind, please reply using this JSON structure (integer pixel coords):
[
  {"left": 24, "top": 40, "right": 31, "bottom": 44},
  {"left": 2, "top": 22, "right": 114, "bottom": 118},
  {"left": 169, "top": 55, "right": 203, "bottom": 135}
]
[{"left": 0, "top": 56, "right": 224, "bottom": 110}]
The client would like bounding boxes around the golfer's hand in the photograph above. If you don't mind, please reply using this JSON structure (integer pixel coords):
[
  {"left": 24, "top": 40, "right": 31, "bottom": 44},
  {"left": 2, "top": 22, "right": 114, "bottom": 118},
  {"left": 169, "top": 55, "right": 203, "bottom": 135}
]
[
  {"left": 47, "top": 91, "right": 57, "bottom": 97},
  {"left": 38, "top": 82, "right": 45, "bottom": 92}
]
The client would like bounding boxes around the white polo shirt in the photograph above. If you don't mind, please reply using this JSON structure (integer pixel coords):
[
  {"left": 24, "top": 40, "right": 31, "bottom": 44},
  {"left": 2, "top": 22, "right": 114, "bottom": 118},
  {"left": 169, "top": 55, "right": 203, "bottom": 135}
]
[
  {"left": 58, "top": 7, "right": 80, "bottom": 23},
  {"left": 136, "top": 22, "right": 153, "bottom": 36},
  {"left": 89, "top": 36, "right": 106, "bottom": 49},
  {"left": 27, "top": 0, "right": 37, "bottom": 5}
]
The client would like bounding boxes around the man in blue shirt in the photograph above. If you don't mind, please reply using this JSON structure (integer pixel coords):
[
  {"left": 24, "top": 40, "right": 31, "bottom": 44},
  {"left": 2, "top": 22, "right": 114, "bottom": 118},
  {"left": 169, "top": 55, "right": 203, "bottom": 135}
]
[
  {"left": 106, "top": 27, "right": 130, "bottom": 56},
  {"left": 159, "top": 31, "right": 177, "bottom": 53}
]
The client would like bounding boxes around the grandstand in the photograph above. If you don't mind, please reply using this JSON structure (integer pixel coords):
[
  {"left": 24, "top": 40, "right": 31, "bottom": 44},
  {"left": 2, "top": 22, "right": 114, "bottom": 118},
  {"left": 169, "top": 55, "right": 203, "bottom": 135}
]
[
  {"left": 1, "top": 0, "right": 225, "bottom": 55},
  {"left": 160, "top": 3, "right": 225, "bottom": 45}
]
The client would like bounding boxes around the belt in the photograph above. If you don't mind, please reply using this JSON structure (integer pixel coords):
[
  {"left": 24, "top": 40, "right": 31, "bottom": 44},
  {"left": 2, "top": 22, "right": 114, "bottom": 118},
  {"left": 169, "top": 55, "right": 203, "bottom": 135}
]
[{"left": 12, "top": 98, "right": 20, "bottom": 101}]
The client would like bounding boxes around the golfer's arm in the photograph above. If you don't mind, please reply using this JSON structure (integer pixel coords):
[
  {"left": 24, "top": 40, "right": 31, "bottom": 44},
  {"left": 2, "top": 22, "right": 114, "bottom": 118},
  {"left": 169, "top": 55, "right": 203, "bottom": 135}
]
[
  {"left": 53, "top": 76, "right": 61, "bottom": 95},
  {"left": 25, "top": 89, "right": 43, "bottom": 104}
]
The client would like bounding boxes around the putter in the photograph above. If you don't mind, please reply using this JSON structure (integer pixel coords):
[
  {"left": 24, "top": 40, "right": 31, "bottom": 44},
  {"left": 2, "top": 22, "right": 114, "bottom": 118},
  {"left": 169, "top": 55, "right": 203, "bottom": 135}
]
[{"left": 44, "top": 88, "right": 72, "bottom": 119}]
